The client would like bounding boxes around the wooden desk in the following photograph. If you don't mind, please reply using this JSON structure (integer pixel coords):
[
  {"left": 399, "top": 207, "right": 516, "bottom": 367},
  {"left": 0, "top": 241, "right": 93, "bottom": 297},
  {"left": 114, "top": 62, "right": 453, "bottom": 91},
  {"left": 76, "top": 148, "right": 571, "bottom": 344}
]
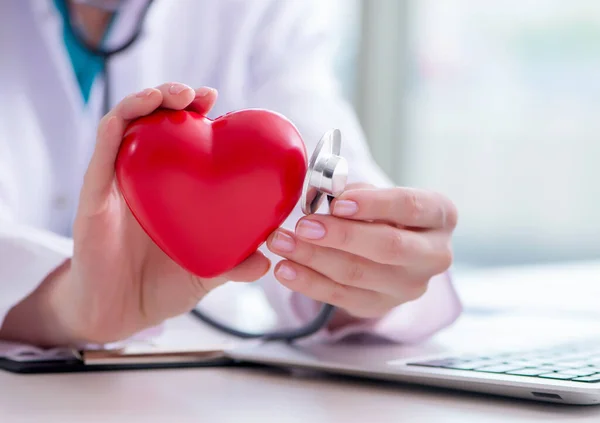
[
  {"left": 2, "top": 364, "right": 600, "bottom": 423},
  {"left": 4, "top": 262, "right": 600, "bottom": 422}
]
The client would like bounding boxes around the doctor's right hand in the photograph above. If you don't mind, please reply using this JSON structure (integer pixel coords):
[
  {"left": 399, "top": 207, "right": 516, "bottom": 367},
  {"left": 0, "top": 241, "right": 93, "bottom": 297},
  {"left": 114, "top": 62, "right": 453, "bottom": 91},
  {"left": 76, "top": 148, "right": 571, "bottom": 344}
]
[{"left": 2, "top": 83, "right": 270, "bottom": 348}]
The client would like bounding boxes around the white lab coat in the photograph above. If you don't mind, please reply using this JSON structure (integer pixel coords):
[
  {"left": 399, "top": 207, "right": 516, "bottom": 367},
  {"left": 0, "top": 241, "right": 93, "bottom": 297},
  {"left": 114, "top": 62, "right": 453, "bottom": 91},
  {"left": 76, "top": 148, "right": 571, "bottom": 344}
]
[{"left": 0, "top": 0, "right": 461, "bottom": 357}]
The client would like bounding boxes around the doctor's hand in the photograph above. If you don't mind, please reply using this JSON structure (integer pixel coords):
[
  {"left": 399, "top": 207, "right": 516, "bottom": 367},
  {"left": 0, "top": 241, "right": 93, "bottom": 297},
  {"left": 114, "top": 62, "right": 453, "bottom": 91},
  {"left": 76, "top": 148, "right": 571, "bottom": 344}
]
[
  {"left": 266, "top": 183, "right": 457, "bottom": 325},
  {"left": 2, "top": 84, "right": 270, "bottom": 348}
]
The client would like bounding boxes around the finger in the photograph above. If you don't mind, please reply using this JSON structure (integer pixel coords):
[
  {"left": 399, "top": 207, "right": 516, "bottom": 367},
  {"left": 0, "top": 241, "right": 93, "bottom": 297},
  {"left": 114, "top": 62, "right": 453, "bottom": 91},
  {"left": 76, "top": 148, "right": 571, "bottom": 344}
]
[
  {"left": 330, "top": 187, "right": 458, "bottom": 230},
  {"left": 154, "top": 82, "right": 196, "bottom": 109},
  {"left": 187, "top": 87, "right": 218, "bottom": 115},
  {"left": 224, "top": 251, "right": 271, "bottom": 282},
  {"left": 267, "top": 229, "right": 404, "bottom": 296},
  {"left": 293, "top": 214, "right": 453, "bottom": 269},
  {"left": 343, "top": 182, "right": 375, "bottom": 190},
  {"left": 81, "top": 87, "right": 163, "bottom": 212},
  {"left": 273, "top": 260, "right": 397, "bottom": 319}
]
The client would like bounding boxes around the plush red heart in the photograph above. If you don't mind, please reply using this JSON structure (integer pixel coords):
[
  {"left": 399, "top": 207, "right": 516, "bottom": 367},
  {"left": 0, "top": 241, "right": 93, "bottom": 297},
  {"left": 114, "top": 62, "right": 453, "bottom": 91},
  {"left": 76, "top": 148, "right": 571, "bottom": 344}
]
[{"left": 115, "top": 108, "right": 308, "bottom": 278}]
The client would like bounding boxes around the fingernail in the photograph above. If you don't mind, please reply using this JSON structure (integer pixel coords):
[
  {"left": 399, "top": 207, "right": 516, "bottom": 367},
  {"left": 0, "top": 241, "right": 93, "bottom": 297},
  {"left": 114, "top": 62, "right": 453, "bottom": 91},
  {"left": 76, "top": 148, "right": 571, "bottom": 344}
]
[
  {"left": 136, "top": 88, "right": 154, "bottom": 97},
  {"left": 333, "top": 200, "right": 358, "bottom": 217},
  {"left": 169, "top": 83, "right": 191, "bottom": 95},
  {"left": 296, "top": 220, "right": 326, "bottom": 240},
  {"left": 276, "top": 263, "right": 297, "bottom": 281},
  {"left": 195, "top": 87, "right": 216, "bottom": 97},
  {"left": 271, "top": 231, "right": 296, "bottom": 253}
]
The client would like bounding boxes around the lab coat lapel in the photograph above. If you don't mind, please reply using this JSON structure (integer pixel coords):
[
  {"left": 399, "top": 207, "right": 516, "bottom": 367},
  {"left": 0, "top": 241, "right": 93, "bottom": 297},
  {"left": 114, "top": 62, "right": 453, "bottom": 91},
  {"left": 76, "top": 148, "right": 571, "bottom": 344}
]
[
  {"left": 21, "top": 0, "right": 101, "bottom": 232},
  {"left": 25, "top": 0, "right": 86, "bottom": 123},
  {"left": 22, "top": 0, "right": 93, "bottom": 147}
]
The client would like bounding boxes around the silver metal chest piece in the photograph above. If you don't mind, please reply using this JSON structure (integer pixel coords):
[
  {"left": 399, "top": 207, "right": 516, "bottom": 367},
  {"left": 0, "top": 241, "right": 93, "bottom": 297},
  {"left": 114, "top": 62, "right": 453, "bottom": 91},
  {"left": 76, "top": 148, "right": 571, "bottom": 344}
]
[{"left": 301, "top": 129, "right": 349, "bottom": 215}]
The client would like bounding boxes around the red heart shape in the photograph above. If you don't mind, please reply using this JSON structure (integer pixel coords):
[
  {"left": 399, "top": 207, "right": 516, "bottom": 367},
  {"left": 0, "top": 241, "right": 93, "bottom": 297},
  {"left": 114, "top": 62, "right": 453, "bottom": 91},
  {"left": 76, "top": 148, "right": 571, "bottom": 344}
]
[{"left": 115, "top": 108, "right": 308, "bottom": 278}]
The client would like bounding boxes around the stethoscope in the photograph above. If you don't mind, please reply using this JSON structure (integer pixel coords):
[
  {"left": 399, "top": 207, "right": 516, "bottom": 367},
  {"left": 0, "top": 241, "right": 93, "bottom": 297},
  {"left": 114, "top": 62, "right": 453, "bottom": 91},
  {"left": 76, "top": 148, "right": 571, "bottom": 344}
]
[{"left": 66, "top": 0, "right": 349, "bottom": 342}]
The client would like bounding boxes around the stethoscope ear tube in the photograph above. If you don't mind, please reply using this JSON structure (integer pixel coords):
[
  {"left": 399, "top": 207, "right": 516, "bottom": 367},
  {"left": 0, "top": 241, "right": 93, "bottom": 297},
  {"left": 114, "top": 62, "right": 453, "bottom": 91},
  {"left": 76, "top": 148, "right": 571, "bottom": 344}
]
[
  {"left": 65, "top": 0, "right": 154, "bottom": 57},
  {"left": 65, "top": 0, "right": 156, "bottom": 114}
]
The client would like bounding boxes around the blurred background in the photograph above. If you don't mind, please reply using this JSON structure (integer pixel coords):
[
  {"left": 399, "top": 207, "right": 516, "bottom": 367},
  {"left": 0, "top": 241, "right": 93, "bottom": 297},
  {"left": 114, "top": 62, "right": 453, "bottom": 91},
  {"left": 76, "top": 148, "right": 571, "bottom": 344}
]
[
  {"left": 204, "top": 0, "right": 600, "bottom": 328},
  {"left": 329, "top": 0, "right": 600, "bottom": 270}
]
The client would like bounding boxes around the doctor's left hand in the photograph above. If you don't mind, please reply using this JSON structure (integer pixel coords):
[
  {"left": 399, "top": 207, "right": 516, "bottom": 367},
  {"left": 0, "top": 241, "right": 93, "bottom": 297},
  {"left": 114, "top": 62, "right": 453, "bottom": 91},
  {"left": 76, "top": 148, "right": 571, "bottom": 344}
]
[{"left": 267, "top": 183, "right": 457, "bottom": 325}]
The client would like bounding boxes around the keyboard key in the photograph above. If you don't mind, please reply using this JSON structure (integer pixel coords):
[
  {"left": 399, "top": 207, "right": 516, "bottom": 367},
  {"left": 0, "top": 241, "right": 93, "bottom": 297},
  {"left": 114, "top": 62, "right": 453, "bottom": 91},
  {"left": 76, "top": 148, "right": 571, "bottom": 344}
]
[
  {"left": 503, "top": 361, "right": 537, "bottom": 367},
  {"left": 552, "top": 361, "right": 593, "bottom": 368},
  {"left": 452, "top": 355, "right": 482, "bottom": 361},
  {"left": 572, "top": 375, "right": 600, "bottom": 383},
  {"left": 553, "top": 353, "right": 593, "bottom": 362},
  {"left": 506, "top": 368, "right": 556, "bottom": 376},
  {"left": 559, "top": 368, "right": 597, "bottom": 377},
  {"left": 444, "top": 361, "right": 502, "bottom": 370},
  {"left": 516, "top": 355, "right": 549, "bottom": 362},
  {"left": 457, "top": 355, "right": 493, "bottom": 360},
  {"left": 406, "top": 359, "right": 457, "bottom": 367},
  {"left": 476, "top": 364, "right": 527, "bottom": 373},
  {"left": 517, "top": 359, "right": 560, "bottom": 366},
  {"left": 538, "top": 373, "right": 575, "bottom": 380},
  {"left": 514, "top": 361, "right": 568, "bottom": 370}
]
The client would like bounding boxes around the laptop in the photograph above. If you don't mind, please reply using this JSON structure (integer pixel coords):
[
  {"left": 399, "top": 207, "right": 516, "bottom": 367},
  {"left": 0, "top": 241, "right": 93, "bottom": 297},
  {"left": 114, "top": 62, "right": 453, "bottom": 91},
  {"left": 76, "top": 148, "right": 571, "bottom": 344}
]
[{"left": 228, "top": 309, "right": 600, "bottom": 405}]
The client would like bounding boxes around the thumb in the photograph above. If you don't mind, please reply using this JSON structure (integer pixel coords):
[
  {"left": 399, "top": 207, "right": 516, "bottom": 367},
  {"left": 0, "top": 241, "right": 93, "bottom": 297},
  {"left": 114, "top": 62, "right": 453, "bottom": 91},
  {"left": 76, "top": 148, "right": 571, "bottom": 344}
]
[{"left": 79, "top": 88, "right": 164, "bottom": 214}]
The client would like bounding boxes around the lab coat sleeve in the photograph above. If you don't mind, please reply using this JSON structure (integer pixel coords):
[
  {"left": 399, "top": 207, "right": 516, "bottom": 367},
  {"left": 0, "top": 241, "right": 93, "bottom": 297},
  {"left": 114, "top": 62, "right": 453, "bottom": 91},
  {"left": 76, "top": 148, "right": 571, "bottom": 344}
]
[
  {"left": 0, "top": 136, "right": 154, "bottom": 357},
  {"left": 0, "top": 208, "right": 163, "bottom": 358},
  {"left": 0, "top": 218, "right": 73, "bottom": 358},
  {"left": 246, "top": 0, "right": 462, "bottom": 343},
  {"left": 0, "top": 109, "right": 76, "bottom": 358}
]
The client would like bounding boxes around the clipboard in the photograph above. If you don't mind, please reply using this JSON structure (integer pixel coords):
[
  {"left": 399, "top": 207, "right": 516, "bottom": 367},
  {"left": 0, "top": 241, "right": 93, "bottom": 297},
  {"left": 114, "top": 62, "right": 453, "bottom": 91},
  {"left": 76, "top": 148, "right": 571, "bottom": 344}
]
[
  {"left": 0, "top": 355, "right": 238, "bottom": 374},
  {"left": 0, "top": 329, "right": 261, "bottom": 374}
]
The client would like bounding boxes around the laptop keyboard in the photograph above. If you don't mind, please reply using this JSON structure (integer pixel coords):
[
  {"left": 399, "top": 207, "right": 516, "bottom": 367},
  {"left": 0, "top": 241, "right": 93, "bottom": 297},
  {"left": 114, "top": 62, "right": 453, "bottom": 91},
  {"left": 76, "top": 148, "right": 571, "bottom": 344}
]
[{"left": 406, "top": 340, "right": 600, "bottom": 383}]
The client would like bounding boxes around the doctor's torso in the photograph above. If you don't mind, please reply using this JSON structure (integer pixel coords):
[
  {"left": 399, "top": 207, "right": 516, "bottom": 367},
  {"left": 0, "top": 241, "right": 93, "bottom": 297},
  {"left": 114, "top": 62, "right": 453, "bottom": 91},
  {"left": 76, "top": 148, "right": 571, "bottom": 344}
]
[{"left": 0, "top": 0, "right": 284, "bottom": 237}]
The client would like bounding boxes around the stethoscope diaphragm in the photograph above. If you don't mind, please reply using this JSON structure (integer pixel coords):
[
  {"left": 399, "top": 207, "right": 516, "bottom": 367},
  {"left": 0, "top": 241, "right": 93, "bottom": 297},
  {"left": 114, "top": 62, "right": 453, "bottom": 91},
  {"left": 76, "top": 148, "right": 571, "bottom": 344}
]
[{"left": 301, "top": 129, "right": 349, "bottom": 215}]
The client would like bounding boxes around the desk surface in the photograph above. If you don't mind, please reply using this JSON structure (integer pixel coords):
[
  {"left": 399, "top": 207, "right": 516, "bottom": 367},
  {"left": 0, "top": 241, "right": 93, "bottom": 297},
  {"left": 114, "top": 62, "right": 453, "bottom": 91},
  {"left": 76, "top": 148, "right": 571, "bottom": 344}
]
[
  {"left": 4, "top": 261, "right": 600, "bottom": 422},
  {"left": 3, "top": 365, "right": 600, "bottom": 423}
]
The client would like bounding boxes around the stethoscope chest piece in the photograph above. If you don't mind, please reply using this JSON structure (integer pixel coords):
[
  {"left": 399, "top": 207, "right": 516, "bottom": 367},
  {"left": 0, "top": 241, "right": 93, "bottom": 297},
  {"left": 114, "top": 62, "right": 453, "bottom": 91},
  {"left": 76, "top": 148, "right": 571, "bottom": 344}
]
[{"left": 301, "top": 129, "right": 349, "bottom": 215}]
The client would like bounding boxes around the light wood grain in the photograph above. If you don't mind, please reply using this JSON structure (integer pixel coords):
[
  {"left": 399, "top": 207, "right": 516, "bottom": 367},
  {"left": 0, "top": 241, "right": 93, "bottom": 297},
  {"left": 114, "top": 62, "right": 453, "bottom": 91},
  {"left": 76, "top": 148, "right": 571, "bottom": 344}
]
[{"left": 2, "top": 363, "right": 600, "bottom": 422}]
